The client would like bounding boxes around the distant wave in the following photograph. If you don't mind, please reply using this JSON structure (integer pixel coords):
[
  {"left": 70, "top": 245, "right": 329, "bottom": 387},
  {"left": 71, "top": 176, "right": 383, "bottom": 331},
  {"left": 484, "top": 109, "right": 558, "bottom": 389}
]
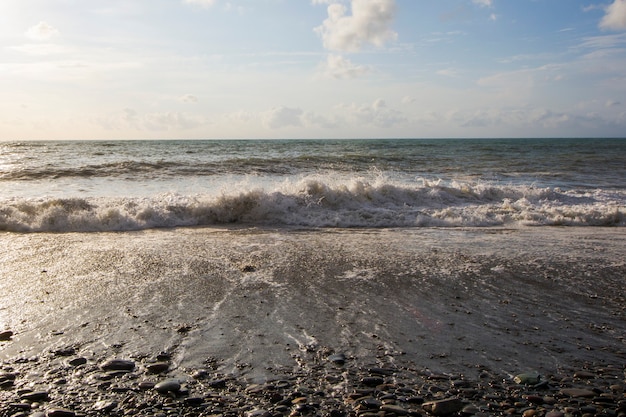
[{"left": 1, "top": 179, "right": 624, "bottom": 232}]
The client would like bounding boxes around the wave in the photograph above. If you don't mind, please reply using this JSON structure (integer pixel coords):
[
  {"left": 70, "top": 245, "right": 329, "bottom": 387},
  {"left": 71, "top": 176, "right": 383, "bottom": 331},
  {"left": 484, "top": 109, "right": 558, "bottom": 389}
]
[{"left": 1, "top": 179, "right": 624, "bottom": 232}]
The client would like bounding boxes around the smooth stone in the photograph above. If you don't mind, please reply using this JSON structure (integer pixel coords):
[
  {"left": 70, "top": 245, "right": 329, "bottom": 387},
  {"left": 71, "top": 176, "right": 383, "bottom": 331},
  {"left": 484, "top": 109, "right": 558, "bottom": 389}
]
[
  {"left": 545, "top": 412, "right": 564, "bottom": 417},
  {"left": 461, "top": 404, "right": 480, "bottom": 415},
  {"left": 138, "top": 381, "right": 155, "bottom": 390},
  {"left": 560, "top": 388, "right": 596, "bottom": 398},
  {"left": 328, "top": 353, "right": 346, "bottom": 365},
  {"left": 146, "top": 362, "right": 169, "bottom": 374},
  {"left": 574, "top": 371, "right": 596, "bottom": 379},
  {"left": 514, "top": 372, "right": 541, "bottom": 385},
  {"left": 20, "top": 391, "right": 50, "bottom": 402},
  {"left": 361, "top": 377, "right": 384, "bottom": 387},
  {"left": 422, "top": 398, "right": 464, "bottom": 416},
  {"left": 46, "top": 409, "right": 75, "bottom": 417},
  {"left": 100, "top": 359, "right": 135, "bottom": 371},
  {"left": 68, "top": 357, "right": 87, "bottom": 367},
  {"left": 93, "top": 400, "right": 117, "bottom": 412},
  {"left": 0, "top": 330, "right": 13, "bottom": 341},
  {"left": 380, "top": 404, "right": 409, "bottom": 415},
  {"left": 245, "top": 409, "right": 271, "bottom": 417},
  {"left": 525, "top": 395, "right": 544, "bottom": 405},
  {"left": 154, "top": 379, "right": 181, "bottom": 394}
]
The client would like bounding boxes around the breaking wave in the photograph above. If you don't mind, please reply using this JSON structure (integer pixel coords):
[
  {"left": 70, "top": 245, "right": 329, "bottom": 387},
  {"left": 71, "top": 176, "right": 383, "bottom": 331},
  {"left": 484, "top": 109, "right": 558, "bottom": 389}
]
[{"left": 1, "top": 179, "right": 624, "bottom": 232}]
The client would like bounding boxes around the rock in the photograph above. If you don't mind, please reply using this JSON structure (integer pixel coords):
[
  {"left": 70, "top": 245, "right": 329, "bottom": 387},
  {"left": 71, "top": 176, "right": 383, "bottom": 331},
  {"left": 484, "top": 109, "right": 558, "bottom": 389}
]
[
  {"left": 46, "top": 408, "right": 75, "bottom": 417},
  {"left": 545, "top": 412, "right": 564, "bottom": 417},
  {"left": 100, "top": 359, "right": 135, "bottom": 371},
  {"left": 573, "top": 370, "right": 596, "bottom": 379},
  {"left": 93, "top": 400, "right": 117, "bottom": 412},
  {"left": 380, "top": 404, "right": 409, "bottom": 415},
  {"left": 20, "top": 391, "right": 50, "bottom": 402},
  {"left": 514, "top": 372, "right": 541, "bottom": 385},
  {"left": 524, "top": 395, "right": 544, "bottom": 405},
  {"left": 0, "top": 330, "right": 13, "bottom": 341},
  {"left": 560, "top": 388, "right": 595, "bottom": 398},
  {"left": 154, "top": 379, "right": 181, "bottom": 394},
  {"left": 422, "top": 398, "right": 464, "bottom": 416},
  {"left": 146, "top": 362, "right": 169, "bottom": 374},
  {"left": 461, "top": 404, "right": 479, "bottom": 415},
  {"left": 328, "top": 353, "right": 346, "bottom": 365},
  {"left": 245, "top": 409, "right": 271, "bottom": 417},
  {"left": 361, "top": 376, "right": 384, "bottom": 386},
  {"left": 68, "top": 357, "right": 87, "bottom": 367}
]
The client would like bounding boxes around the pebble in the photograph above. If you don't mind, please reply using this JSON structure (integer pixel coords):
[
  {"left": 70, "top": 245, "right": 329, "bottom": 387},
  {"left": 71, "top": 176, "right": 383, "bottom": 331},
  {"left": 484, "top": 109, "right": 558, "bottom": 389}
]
[
  {"left": 0, "top": 330, "right": 13, "bottom": 341},
  {"left": 146, "top": 362, "right": 170, "bottom": 374},
  {"left": 422, "top": 398, "right": 465, "bottom": 416},
  {"left": 46, "top": 408, "right": 75, "bottom": 417},
  {"left": 100, "top": 359, "right": 135, "bottom": 371},
  {"left": 0, "top": 347, "right": 622, "bottom": 417},
  {"left": 560, "top": 388, "right": 596, "bottom": 398},
  {"left": 154, "top": 379, "right": 182, "bottom": 394}
]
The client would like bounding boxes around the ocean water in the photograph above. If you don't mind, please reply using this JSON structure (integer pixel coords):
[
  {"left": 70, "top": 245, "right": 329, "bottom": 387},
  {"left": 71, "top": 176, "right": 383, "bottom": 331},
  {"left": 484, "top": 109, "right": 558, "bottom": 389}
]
[{"left": 0, "top": 138, "right": 625, "bottom": 232}]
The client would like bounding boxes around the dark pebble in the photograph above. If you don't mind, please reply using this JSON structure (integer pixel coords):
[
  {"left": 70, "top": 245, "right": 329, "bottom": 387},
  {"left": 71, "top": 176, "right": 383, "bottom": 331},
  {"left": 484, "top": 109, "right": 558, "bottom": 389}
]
[
  {"left": 46, "top": 408, "right": 75, "bottom": 417},
  {"left": 0, "top": 330, "right": 13, "bottom": 341},
  {"left": 20, "top": 390, "right": 50, "bottom": 402},
  {"left": 146, "top": 362, "right": 170, "bottom": 374},
  {"left": 68, "top": 357, "right": 87, "bottom": 367},
  {"left": 100, "top": 359, "right": 135, "bottom": 371},
  {"left": 154, "top": 379, "right": 181, "bottom": 394},
  {"left": 361, "top": 377, "right": 384, "bottom": 386}
]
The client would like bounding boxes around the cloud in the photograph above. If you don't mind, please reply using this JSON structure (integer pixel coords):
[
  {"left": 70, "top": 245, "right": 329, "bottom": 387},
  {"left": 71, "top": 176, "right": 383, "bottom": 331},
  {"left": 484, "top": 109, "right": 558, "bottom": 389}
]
[
  {"left": 263, "top": 106, "right": 304, "bottom": 129},
  {"left": 340, "top": 98, "right": 406, "bottom": 128},
  {"left": 25, "top": 22, "right": 60, "bottom": 41},
  {"left": 180, "top": 94, "right": 199, "bottom": 103},
  {"left": 100, "top": 108, "right": 204, "bottom": 131},
  {"left": 472, "top": 0, "right": 493, "bottom": 7},
  {"left": 600, "top": 0, "right": 626, "bottom": 30},
  {"left": 314, "top": 0, "right": 397, "bottom": 52},
  {"left": 183, "top": 0, "right": 218, "bottom": 8},
  {"left": 321, "top": 54, "right": 369, "bottom": 79}
]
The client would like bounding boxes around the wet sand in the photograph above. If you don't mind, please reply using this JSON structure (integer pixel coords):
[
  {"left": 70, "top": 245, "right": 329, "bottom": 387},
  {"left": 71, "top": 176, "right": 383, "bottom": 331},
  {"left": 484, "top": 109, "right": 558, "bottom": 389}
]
[{"left": 0, "top": 227, "right": 624, "bottom": 416}]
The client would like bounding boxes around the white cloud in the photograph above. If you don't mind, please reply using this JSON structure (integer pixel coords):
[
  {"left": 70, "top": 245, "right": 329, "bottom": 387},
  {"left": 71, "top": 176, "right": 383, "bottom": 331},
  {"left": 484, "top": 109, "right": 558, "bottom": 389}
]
[
  {"left": 340, "top": 98, "right": 406, "bottom": 128},
  {"left": 25, "top": 22, "right": 60, "bottom": 41},
  {"left": 100, "top": 108, "right": 204, "bottom": 131},
  {"left": 183, "top": 0, "right": 218, "bottom": 8},
  {"left": 180, "top": 94, "right": 199, "bottom": 103},
  {"left": 263, "top": 106, "right": 304, "bottom": 129},
  {"left": 472, "top": 0, "right": 493, "bottom": 7},
  {"left": 321, "top": 54, "right": 369, "bottom": 79},
  {"left": 314, "top": 0, "right": 397, "bottom": 52},
  {"left": 600, "top": 0, "right": 626, "bottom": 30}
]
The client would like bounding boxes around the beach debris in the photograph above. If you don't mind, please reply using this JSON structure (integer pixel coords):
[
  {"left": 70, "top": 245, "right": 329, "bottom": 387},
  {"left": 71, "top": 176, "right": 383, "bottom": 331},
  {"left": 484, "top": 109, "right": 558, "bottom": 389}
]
[
  {"left": 0, "top": 330, "right": 13, "bottom": 341},
  {"left": 514, "top": 371, "right": 541, "bottom": 385}
]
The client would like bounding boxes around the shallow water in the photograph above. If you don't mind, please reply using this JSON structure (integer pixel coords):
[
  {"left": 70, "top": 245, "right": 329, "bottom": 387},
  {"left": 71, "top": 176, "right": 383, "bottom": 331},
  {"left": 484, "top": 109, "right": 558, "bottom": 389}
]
[{"left": 1, "top": 227, "right": 623, "bottom": 382}]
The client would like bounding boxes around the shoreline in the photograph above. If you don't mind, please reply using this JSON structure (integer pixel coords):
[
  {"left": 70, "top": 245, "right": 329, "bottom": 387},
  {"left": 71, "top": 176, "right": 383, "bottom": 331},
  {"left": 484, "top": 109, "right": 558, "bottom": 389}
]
[{"left": 0, "top": 226, "right": 624, "bottom": 416}]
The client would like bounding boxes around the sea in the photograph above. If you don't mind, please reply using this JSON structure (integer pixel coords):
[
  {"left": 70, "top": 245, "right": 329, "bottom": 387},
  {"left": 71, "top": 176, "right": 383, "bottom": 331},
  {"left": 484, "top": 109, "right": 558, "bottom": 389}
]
[
  {"left": 1, "top": 138, "right": 625, "bottom": 232},
  {"left": 1, "top": 138, "right": 625, "bottom": 384}
]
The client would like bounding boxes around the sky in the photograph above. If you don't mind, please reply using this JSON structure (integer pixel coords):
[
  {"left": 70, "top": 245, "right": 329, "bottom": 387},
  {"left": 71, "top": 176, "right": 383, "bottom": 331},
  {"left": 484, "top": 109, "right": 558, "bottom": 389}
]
[{"left": 1, "top": 0, "right": 626, "bottom": 140}]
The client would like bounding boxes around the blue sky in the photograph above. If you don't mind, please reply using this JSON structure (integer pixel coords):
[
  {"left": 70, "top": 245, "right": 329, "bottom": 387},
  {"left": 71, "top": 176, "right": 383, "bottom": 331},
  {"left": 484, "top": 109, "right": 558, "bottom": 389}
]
[{"left": 1, "top": 0, "right": 625, "bottom": 139}]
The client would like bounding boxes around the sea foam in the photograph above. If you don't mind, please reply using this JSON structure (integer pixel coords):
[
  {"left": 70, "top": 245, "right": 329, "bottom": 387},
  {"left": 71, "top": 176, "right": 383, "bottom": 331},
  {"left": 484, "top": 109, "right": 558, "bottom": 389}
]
[{"left": 1, "top": 178, "right": 624, "bottom": 232}]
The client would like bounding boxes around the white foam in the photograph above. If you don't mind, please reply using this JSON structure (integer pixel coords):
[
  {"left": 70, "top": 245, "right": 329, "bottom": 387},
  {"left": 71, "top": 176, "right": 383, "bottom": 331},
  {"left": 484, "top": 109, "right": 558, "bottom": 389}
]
[{"left": 1, "top": 177, "right": 624, "bottom": 232}]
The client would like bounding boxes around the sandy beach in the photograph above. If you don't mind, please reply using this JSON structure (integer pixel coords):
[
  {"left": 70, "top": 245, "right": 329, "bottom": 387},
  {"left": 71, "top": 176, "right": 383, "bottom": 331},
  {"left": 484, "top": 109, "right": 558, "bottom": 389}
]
[{"left": 0, "top": 227, "right": 624, "bottom": 416}]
